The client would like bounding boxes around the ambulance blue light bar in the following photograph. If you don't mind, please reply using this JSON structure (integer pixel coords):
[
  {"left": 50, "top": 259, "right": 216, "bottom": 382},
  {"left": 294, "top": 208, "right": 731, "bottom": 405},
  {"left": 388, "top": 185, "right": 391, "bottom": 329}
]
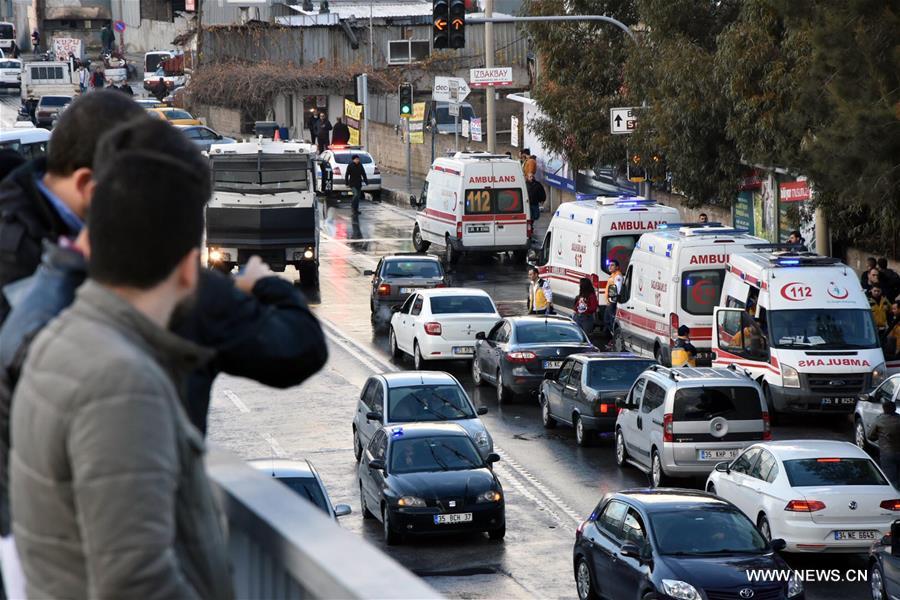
[{"left": 778, "top": 259, "right": 801, "bottom": 266}]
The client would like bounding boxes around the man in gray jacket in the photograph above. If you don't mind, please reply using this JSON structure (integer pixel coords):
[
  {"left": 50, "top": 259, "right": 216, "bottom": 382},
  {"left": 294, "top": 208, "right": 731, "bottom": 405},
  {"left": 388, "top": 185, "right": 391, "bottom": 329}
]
[{"left": 9, "top": 119, "right": 232, "bottom": 598}]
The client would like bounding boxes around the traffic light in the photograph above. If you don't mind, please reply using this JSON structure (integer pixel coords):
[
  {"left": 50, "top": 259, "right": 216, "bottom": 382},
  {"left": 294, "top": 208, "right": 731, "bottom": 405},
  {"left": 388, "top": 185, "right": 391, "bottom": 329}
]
[
  {"left": 399, "top": 83, "right": 413, "bottom": 118},
  {"left": 449, "top": 0, "right": 466, "bottom": 49},
  {"left": 433, "top": 0, "right": 449, "bottom": 49}
]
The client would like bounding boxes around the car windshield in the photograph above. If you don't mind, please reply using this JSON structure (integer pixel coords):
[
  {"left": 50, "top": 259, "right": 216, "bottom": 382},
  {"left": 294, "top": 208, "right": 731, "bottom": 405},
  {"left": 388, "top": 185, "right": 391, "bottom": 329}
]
[
  {"left": 0, "top": 25, "right": 13, "bottom": 39},
  {"left": 0, "top": 60, "right": 19, "bottom": 69},
  {"left": 383, "top": 260, "right": 442, "bottom": 278},
  {"left": 430, "top": 295, "right": 495, "bottom": 314},
  {"left": 768, "top": 309, "right": 879, "bottom": 349},
  {"left": 673, "top": 387, "right": 762, "bottom": 421},
  {"left": 388, "top": 384, "right": 475, "bottom": 421},
  {"left": 651, "top": 506, "right": 767, "bottom": 555},
  {"left": 586, "top": 360, "right": 654, "bottom": 389},
  {"left": 515, "top": 321, "right": 587, "bottom": 344},
  {"left": 165, "top": 110, "right": 193, "bottom": 120},
  {"left": 275, "top": 476, "right": 330, "bottom": 515},
  {"left": 389, "top": 435, "right": 483, "bottom": 474},
  {"left": 333, "top": 153, "right": 373, "bottom": 164},
  {"left": 40, "top": 97, "right": 70, "bottom": 107},
  {"left": 783, "top": 458, "right": 887, "bottom": 486}
]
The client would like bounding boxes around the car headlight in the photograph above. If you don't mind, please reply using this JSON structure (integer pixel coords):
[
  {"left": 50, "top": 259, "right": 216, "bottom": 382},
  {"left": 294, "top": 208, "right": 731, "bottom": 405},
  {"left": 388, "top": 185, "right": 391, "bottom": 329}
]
[
  {"left": 781, "top": 364, "right": 800, "bottom": 388},
  {"left": 209, "top": 249, "right": 222, "bottom": 262},
  {"left": 873, "top": 362, "right": 887, "bottom": 386},
  {"left": 661, "top": 580, "right": 702, "bottom": 600},
  {"left": 397, "top": 496, "right": 426, "bottom": 508},
  {"left": 787, "top": 570, "right": 804, "bottom": 598},
  {"left": 476, "top": 490, "right": 502, "bottom": 503},
  {"left": 474, "top": 430, "right": 490, "bottom": 448}
]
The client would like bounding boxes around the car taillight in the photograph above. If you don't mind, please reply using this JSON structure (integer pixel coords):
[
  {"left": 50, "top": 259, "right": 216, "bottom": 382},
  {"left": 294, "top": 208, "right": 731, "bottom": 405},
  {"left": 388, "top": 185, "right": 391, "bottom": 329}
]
[
  {"left": 527, "top": 219, "right": 533, "bottom": 239},
  {"left": 785, "top": 500, "right": 826, "bottom": 512},
  {"left": 880, "top": 500, "right": 900, "bottom": 511},
  {"left": 424, "top": 322, "right": 442, "bottom": 336},
  {"left": 377, "top": 283, "right": 391, "bottom": 296},
  {"left": 662, "top": 413, "right": 673, "bottom": 442},
  {"left": 333, "top": 166, "right": 342, "bottom": 176},
  {"left": 762, "top": 411, "right": 772, "bottom": 441},
  {"left": 597, "top": 403, "right": 611, "bottom": 415},
  {"left": 456, "top": 221, "right": 463, "bottom": 240},
  {"left": 669, "top": 313, "right": 679, "bottom": 345},
  {"left": 506, "top": 351, "right": 537, "bottom": 363},
  {"left": 434, "top": 283, "right": 446, "bottom": 288}
]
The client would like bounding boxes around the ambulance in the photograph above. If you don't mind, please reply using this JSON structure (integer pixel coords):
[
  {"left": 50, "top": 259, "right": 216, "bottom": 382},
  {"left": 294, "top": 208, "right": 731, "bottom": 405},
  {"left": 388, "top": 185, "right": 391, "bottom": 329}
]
[
  {"left": 411, "top": 152, "right": 531, "bottom": 264},
  {"left": 712, "top": 249, "right": 886, "bottom": 414},
  {"left": 613, "top": 226, "right": 767, "bottom": 366},
  {"left": 534, "top": 195, "right": 679, "bottom": 314}
]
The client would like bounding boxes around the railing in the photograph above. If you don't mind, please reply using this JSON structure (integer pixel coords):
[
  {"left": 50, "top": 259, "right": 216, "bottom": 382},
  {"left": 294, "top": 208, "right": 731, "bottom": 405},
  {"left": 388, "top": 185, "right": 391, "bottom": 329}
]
[{"left": 206, "top": 449, "right": 441, "bottom": 599}]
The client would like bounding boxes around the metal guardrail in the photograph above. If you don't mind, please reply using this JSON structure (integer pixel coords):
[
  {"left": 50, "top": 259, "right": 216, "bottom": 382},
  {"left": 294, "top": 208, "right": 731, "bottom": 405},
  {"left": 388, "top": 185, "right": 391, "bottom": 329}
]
[{"left": 206, "top": 449, "right": 441, "bottom": 599}]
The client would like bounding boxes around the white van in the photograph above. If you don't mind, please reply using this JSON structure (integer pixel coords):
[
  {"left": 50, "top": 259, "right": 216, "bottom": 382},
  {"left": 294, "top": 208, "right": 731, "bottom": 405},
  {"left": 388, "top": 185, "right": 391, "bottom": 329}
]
[
  {"left": 0, "top": 127, "right": 50, "bottom": 160},
  {"left": 712, "top": 250, "right": 886, "bottom": 415},
  {"left": 143, "top": 50, "right": 174, "bottom": 81},
  {"left": 534, "top": 195, "right": 679, "bottom": 314},
  {"left": 613, "top": 226, "right": 767, "bottom": 366},
  {"left": 411, "top": 152, "right": 531, "bottom": 264}
]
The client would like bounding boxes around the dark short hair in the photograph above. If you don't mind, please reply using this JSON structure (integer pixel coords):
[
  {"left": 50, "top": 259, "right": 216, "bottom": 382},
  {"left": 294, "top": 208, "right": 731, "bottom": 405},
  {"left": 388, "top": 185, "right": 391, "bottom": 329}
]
[
  {"left": 872, "top": 285, "right": 883, "bottom": 292},
  {"left": 608, "top": 259, "right": 620, "bottom": 268},
  {"left": 677, "top": 325, "right": 690, "bottom": 337},
  {"left": 46, "top": 90, "right": 145, "bottom": 176},
  {"left": 868, "top": 256, "right": 877, "bottom": 264},
  {"left": 351, "top": 154, "right": 359, "bottom": 160},
  {"left": 522, "top": 148, "right": 530, "bottom": 154},
  {"left": 528, "top": 266, "right": 540, "bottom": 275},
  {"left": 878, "top": 258, "right": 889, "bottom": 269},
  {"left": 88, "top": 119, "right": 209, "bottom": 289},
  {"left": 789, "top": 230, "right": 801, "bottom": 238}
]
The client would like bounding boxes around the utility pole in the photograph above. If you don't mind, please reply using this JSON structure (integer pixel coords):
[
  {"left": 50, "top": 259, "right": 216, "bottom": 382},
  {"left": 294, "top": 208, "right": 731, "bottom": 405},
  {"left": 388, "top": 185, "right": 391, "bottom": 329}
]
[
  {"left": 484, "top": 0, "right": 495, "bottom": 153},
  {"left": 196, "top": 0, "right": 203, "bottom": 67},
  {"left": 368, "top": 1, "right": 374, "bottom": 67}
]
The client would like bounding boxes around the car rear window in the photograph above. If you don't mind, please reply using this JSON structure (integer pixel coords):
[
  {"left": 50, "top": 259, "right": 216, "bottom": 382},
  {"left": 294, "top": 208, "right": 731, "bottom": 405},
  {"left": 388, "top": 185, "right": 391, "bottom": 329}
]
[
  {"left": 430, "top": 295, "right": 496, "bottom": 314},
  {"left": 0, "top": 24, "right": 14, "bottom": 38},
  {"left": 673, "top": 386, "right": 762, "bottom": 421},
  {"left": 165, "top": 110, "right": 193, "bottom": 120},
  {"left": 0, "top": 60, "right": 20, "bottom": 69},
  {"left": 601, "top": 235, "right": 639, "bottom": 275},
  {"left": 681, "top": 269, "right": 725, "bottom": 316},
  {"left": 515, "top": 321, "right": 587, "bottom": 344},
  {"left": 586, "top": 360, "right": 654, "bottom": 389},
  {"left": 276, "top": 476, "right": 330, "bottom": 515},
  {"left": 334, "top": 152, "right": 373, "bottom": 164},
  {"left": 40, "top": 96, "right": 70, "bottom": 107},
  {"left": 783, "top": 458, "right": 887, "bottom": 487},
  {"left": 383, "top": 260, "right": 442, "bottom": 278},
  {"left": 464, "top": 188, "right": 524, "bottom": 215}
]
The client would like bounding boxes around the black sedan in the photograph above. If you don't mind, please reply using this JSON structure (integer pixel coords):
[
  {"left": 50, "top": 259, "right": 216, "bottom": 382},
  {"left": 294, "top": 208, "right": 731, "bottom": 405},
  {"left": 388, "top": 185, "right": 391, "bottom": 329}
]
[
  {"left": 472, "top": 315, "right": 595, "bottom": 403},
  {"left": 574, "top": 489, "right": 804, "bottom": 600},
  {"left": 540, "top": 353, "right": 656, "bottom": 446},
  {"left": 358, "top": 422, "right": 505, "bottom": 545},
  {"left": 869, "top": 520, "right": 900, "bottom": 600}
]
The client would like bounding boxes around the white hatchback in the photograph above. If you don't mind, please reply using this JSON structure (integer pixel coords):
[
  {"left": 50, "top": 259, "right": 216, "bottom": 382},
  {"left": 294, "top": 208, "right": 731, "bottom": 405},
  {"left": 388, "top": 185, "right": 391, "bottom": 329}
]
[
  {"left": 705, "top": 440, "right": 900, "bottom": 553},
  {"left": 319, "top": 146, "right": 382, "bottom": 201},
  {"left": 389, "top": 288, "right": 500, "bottom": 370}
]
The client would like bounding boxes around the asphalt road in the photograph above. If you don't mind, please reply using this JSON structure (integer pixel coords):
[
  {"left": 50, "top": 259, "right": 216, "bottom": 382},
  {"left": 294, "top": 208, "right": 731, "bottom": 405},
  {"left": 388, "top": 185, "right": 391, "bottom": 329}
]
[{"left": 203, "top": 196, "right": 875, "bottom": 599}]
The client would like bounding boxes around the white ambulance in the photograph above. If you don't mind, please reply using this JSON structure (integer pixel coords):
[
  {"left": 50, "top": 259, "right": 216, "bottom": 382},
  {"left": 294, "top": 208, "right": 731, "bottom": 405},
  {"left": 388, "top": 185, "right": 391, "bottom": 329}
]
[
  {"left": 613, "top": 226, "right": 767, "bottom": 366},
  {"left": 411, "top": 152, "right": 531, "bottom": 264},
  {"left": 712, "top": 250, "right": 886, "bottom": 415},
  {"left": 534, "top": 195, "right": 679, "bottom": 314}
]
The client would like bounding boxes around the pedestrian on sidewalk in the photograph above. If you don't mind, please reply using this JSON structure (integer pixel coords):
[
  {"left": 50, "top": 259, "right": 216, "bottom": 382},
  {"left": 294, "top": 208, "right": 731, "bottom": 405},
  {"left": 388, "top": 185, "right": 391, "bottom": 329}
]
[
  {"left": 868, "top": 400, "right": 900, "bottom": 489},
  {"left": 9, "top": 119, "right": 233, "bottom": 599},
  {"left": 527, "top": 266, "right": 553, "bottom": 315},
  {"left": 871, "top": 285, "right": 890, "bottom": 333},
  {"left": 90, "top": 68, "right": 105, "bottom": 90},
  {"left": 30, "top": 30, "right": 39, "bottom": 54},
  {"left": 573, "top": 277, "right": 598, "bottom": 335},
  {"left": 522, "top": 149, "right": 537, "bottom": 178},
  {"left": 345, "top": 154, "right": 368, "bottom": 216},
  {"left": 603, "top": 259, "right": 624, "bottom": 337},
  {"left": 77, "top": 63, "right": 88, "bottom": 93},
  {"left": 100, "top": 23, "right": 115, "bottom": 54},
  {"left": 525, "top": 172, "right": 546, "bottom": 226},
  {"left": 306, "top": 110, "right": 320, "bottom": 145},
  {"left": 862, "top": 256, "right": 877, "bottom": 291},
  {"left": 151, "top": 77, "right": 167, "bottom": 102},
  {"left": 332, "top": 117, "right": 350, "bottom": 145},
  {"left": 316, "top": 112, "right": 332, "bottom": 153},
  {"left": 671, "top": 325, "right": 698, "bottom": 367}
]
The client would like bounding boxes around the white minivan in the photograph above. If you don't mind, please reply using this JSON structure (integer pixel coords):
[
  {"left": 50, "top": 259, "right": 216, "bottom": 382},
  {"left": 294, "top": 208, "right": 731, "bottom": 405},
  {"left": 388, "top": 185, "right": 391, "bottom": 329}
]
[
  {"left": 411, "top": 152, "right": 531, "bottom": 264},
  {"left": 534, "top": 195, "right": 679, "bottom": 315},
  {"left": 712, "top": 250, "right": 886, "bottom": 415},
  {"left": 613, "top": 226, "right": 767, "bottom": 366}
]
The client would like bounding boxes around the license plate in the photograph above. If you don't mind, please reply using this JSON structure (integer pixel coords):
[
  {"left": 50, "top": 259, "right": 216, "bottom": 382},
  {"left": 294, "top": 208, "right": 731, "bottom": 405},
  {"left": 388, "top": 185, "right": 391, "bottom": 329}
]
[
  {"left": 699, "top": 449, "right": 739, "bottom": 460},
  {"left": 821, "top": 397, "right": 856, "bottom": 406},
  {"left": 695, "top": 352, "right": 712, "bottom": 359},
  {"left": 467, "top": 225, "right": 490, "bottom": 233},
  {"left": 543, "top": 360, "right": 563, "bottom": 369},
  {"left": 434, "top": 512, "right": 473, "bottom": 525},
  {"left": 834, "top": 530, "right": 880, "bottom": 541},
  {"left": 453, "top": 346, "right": 474, "bottom": 355},
  {"left": 400, "top": 287, "right": 420, "bottom": 294}
]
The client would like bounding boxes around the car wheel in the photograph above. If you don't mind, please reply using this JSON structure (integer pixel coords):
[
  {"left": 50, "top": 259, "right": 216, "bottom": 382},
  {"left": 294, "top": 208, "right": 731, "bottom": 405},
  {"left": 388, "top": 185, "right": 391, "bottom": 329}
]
[
  {"left": 472, "top": 356, "right": 485, "bottom": 385},
  {"left": 615, "top": 429, "right": 628, "bottom": 467},
  {"left": 389, "top": 328, "right": 402, "bottom": 360},
  {"left": 353, "top": 428, "right": 362, "bottom": 462},
  {"left": 413, "top": 341, "right": 424, "bottom": 370},
  {"left": 541, "top": 395, "right": 557, "bottom": 428},
  {"left": 383, "top": 506, "right": 401, "bottom": 545},
  {"left": 496, "top": 370, "right": 513, "bottom": 404},
  {"left": 412, "top": 223, "right": 430, "bottom": 252},
  {"left": 653, "top": 344, "right": 668, "bottom": 367},
  {"left": 651, "top": 449, "right": 668, "bottom": 487},
  {"left": 574, "top": 415, "right": 591, "bottom": 447},
  {"left": 763, "top": 384, "right": 780, "bottom": 425},
  {"left": 444, "top": 236, "right": 460, "bottom": 265},
  {"left": 855, "top": 418, "right": 868, "bottom": 451},
  {"left": 360, "top": 482, "right": 374, "bottom": 519},
  {"left": 706, "top": 482, "right": 716, "bottom": 495},
  {"left": 757, "top": 514, "right": 772, "bottom": 542},
  {"left": 871, "top": 562, "right": 887, "bottom": 600},
  {"left": 488, "top": 525, "right": 505, "bottom": 541},
  {"left": 575, "top": 557, "right": 599, "bottom": 600}
]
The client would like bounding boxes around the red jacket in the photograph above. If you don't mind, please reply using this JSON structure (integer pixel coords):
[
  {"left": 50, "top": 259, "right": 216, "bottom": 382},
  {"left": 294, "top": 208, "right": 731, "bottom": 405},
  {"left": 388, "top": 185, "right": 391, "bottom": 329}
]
[{"left": 574, "top": 293, "right": 598, "bottom": 316}]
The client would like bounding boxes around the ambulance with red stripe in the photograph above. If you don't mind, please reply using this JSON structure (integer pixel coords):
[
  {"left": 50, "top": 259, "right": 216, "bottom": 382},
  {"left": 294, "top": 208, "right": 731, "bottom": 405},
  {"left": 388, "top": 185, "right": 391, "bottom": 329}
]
[
  {"left": 612, "top": 226, "right": 766, "bottom": 366},
  {"left": 712, "top": 250, "right": 886, "bottom": 415},
  {"left": 533, "top": 195, "right": 679, "bottom": 316},
  {"left": 410, "top": 152, "right": 531, "bottom": 263}
]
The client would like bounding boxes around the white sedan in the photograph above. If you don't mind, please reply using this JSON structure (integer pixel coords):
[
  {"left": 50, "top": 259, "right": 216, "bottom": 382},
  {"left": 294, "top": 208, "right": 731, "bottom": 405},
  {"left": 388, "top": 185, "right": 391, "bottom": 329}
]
[
  {"left": 319, "top": 146, "right": 382, "bottom": 202},
  {"left": 706, "top": 440, "right": 900, "bottom": 553},
  {"left": 389, "top": 288, "right": 500, "bottom": 370}
]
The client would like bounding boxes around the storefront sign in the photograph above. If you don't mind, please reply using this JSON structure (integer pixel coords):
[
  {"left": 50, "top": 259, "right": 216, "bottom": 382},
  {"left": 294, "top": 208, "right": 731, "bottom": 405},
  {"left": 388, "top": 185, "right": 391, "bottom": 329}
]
[{"left": 779, "top": 180, "right": 811, "bottom": 202}]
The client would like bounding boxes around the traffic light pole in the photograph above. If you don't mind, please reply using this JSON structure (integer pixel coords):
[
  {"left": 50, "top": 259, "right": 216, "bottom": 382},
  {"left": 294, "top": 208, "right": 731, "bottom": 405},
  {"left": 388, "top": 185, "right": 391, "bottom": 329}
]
[
  {"left": 484, "top": 0, "right": 495, "bottom": 153},
  {"left": 406, "top": 117, "right": 412, "bottom": 189}
]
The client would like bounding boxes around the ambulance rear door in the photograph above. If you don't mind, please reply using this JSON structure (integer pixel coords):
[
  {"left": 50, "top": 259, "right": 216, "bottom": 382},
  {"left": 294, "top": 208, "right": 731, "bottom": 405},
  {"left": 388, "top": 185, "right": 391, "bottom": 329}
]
[
  {"left": 460, "top": 161, "right": 497, "bottom": 248},
  {"left": 491, "top": 161, "right": 528, "bottom": 248}
]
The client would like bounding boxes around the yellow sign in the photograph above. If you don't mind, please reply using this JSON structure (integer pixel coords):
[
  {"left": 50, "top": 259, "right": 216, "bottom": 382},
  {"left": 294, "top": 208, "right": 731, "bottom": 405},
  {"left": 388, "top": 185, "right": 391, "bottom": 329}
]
[
  {"left": 412, "top": 102, "right": 426, "bottom": 122},
  {"left": 409, "top": 102, "right": 426, "bottom": 144},
  {"left": 349, "top": 127, "right": 360, "bottom": 146},
  {"left": 344, "top": 99, "right": 363, "bottom": 122}
]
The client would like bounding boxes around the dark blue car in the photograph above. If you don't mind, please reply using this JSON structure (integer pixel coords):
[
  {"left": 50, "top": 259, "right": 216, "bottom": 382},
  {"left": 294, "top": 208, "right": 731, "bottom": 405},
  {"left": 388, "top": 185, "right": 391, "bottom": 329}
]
[{"left": 573, "top": 489, "right": 804, "bottom": 600}]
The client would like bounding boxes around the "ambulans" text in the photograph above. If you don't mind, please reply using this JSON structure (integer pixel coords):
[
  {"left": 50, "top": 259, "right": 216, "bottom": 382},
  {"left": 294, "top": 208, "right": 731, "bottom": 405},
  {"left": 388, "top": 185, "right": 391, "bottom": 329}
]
[
  {"left": 689, "top": 253, "right": 728, "bottom": 265},
  {"left": 609, "top": 220, "right": 668, "bottom": 231},
  {"left": 468, "top": 175, "right": 517, "bottom": 184},
  {"left": 797, "top": 358, "right": 872, "bottom": 368}
]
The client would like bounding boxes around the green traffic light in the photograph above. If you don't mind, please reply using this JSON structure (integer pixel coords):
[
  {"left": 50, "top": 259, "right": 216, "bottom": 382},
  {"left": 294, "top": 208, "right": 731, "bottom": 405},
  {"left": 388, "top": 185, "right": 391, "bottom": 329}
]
[{"left": 402, "top": 107, "right": 410, "bottom": 113}]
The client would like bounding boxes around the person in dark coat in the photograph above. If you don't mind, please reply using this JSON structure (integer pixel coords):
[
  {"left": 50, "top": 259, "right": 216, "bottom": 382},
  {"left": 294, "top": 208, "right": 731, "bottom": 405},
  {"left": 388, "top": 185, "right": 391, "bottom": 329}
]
[
  {"left": 100, "top": 24, "right": 115, "bottom": 54},
  {"left": 151, "top": 77, "right": 167, "bottom": 102},
  {"left": 331, "top": 117, "right": 351, "bottom": 145},
  {"left": 306, "top": 111, "right": 320, "bottom": 145},
  {"left": 344, "top": 154, "right": 368, "bottom": 215},
  {"left": 525, "top": 172, "right": 546, "bottom": 226},
  {"left": 316, "top": 112, "right": 332, "bottom": 153},
  {"left": 0, "top": 150, "right": 25, "bottom": 181}
]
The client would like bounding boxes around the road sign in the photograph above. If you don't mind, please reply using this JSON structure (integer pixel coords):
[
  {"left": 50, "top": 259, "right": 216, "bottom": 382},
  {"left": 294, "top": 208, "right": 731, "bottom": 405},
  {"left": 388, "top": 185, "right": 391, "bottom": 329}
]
[
  {"left": 610, "top": 107, "right": 638, "bottom": 134},
  {"left": 510, "top": 115, "right": 519, "bottom": 147},
  {"left": 448, "top": 102, "right": 460, "bottom": 117},
  {"left": 470, "top": 67, "right": 513, "bottom": 88},
  {"left": 114, "top": 20, "right": 126, "bottom": 32},
  {"left": 433, "top": 76, "right": 470, "bottom": 103},
  {"left": 470, "top": 117, "right": 482, "bottom": 142}
]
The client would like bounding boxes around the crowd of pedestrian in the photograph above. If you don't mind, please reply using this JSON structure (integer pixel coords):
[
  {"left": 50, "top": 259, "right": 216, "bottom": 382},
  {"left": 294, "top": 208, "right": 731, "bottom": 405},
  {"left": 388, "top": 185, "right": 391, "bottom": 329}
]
[
  {"left": 0, "top": 90, "right": 328, "bottom": 597},
  {"left": 862, "top": 256, "right": 900, "bottom": 359}
]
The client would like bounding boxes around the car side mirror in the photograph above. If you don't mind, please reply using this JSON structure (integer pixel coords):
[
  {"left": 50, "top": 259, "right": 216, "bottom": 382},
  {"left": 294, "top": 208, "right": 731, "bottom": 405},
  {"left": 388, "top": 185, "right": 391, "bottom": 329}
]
[
  {"left": 769, "top": 538, "right": 787, "bottom": 552},
  {"left": 475, "top": 332, "right": 486, "bottom": 340},
  {"left": 714, "top": 461, "right": 730, "bottom": 474},
  {"left": 333, "top": 504, "right": 352, "bottom": 518},
  {"left": 366, "top": 411, "right": 382, "bottom": 422},
  {"left": 390, "top": 305, "right": 401, "bottom": 313},
  {"left": 363, "top": 269, "right": 374, "bottom": 276},
  {"left": 477, "top": 406, "right": 488, "bottom": 415},
  {"left": 486, "top": 453, "right": 501, "bottom": 464},
  {"left": 368, "top": 458, "right": 385, "bottom": 471},
  {"left": 615, "top": 397, "right": 630, "bottom": 410},
  {"left": 620, "top": 543, "right": 641, "bottom": 559}
]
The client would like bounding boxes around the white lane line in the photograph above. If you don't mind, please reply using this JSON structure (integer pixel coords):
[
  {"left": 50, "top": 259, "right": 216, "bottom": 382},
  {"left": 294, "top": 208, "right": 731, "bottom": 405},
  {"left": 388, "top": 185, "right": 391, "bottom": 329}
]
[
  {"left": 320, "top": 238, "right": 408, "bottom": 243},
  {"left": 495, "top": 449, "right": 582, "bottom": 526},
  {"left": 261, "top": 432, "right": 288, "bottom": 458},
  {"left": 223, "top": 389, "right": 250, "bottom": 413},
  {"left": 323, "top": 326, "right": 395, "bottom": 375}
]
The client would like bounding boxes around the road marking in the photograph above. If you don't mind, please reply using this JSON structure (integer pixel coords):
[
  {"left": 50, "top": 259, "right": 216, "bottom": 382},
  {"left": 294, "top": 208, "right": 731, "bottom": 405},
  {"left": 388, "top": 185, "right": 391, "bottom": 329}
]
[
  {"left": 374, "top": 202, "right": 417, "bottom": 221},
  {"left": 222, "top": 389, "right": 250, "bottom": 413},
  {"left": 320, "top": 237, "right": 408, "bottom": 243},
  {"left": 261, "top": 432, "right": 288, "bottom": 458}
]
